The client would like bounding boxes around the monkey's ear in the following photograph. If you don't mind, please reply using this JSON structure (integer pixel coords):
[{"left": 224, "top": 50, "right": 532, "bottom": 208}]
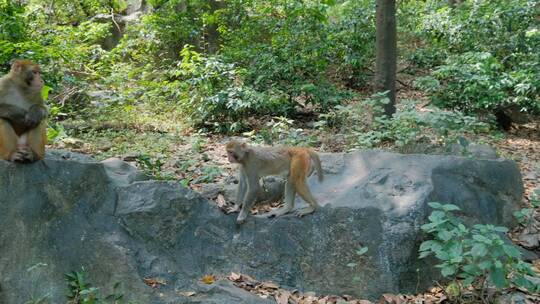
[
  {"left": 11, "top": 60, "right": 23, "bottom": 72},
  {"left": 240, "top": 142, "right": 247, "bottom": 150}
]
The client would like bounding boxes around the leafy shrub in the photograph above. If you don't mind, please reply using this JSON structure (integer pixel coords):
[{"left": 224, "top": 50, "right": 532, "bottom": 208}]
[
  {"left": 420, "top": 203, "right": 539, "bottom": 299},
  {"left": 244, "top": 116, "right": 318, "bottom": 147},
  {"left": 513, "top": 188, "right": 540, "bottom": 226},
  {"left": 0, "top": 0, "right": 26, "bottom": 43},
  {"left": 327, "top": 0, "right": 376, "bottom": 87},
  {"left": 417, "top": 51, "right": 539, "bottom": 115},
  {"left": 405, "top": 0, "right": 540, "bottom": 116},
  {"left": 130, "top": 46, "right": 276, "bottom": 132},
  {"left": 318, "top": 93, "right": 489, "bottom": 151},
  {"left": 66, "top": 268, "right": 124, "bottom": 304},
  {"left": 216, "top": 0, "right": 354, "bottom": 112}
]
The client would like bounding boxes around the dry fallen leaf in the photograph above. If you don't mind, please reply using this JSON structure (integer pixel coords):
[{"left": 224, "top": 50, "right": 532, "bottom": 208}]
[
  {"left": 177, "top": 291, "right": 196, "bottom": 297},
  {"left": 261, "top": 281, "right": 279, "bottom": 289},
  {"left": 216, "top": 194, "right": 227, "bottom": 208},
  {"left": 201, "top": 274, "right": 215, "bottom": 284},
  {"left": 228, "top": 272, "right": 242, "bottom": 281},
  {"left": 380, "top": 293, "right": 404, "bottom": 304},
  {"left": 143, "top": 277, "right": 167, "bottom": 288}
]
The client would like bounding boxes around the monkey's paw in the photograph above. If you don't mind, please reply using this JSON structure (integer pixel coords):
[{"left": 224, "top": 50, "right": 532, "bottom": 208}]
[
  {"left": 236, "top": 214, "right": 247, "bottom": 225},
  {"left": 236, "top": 219, "right": 246, "bottom": 225},
  {"left": 294, "top": 207, "right": 315, "bottom": 217},
  {"left": 265, "top": 207, "right": 293, "bottom": 218},
  {"left": 11, "top": 146, "right": 34, "bottom": 163}
]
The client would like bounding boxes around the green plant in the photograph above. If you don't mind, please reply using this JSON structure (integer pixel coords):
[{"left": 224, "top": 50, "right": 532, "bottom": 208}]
[
  {"left": 0, "top": 0, "right": 26, "bottom": 43},
  {"left": 514, "top": 188, "right": 540, "bottom": 226},
  {"left": 66, "top": 269, "right": 124, "bottom": 304},
  {"left": 244, "top": 116, "right": 317, "bottom": 146},
  {"left": 419, "top": 202, "right": 539, "bottom": 301},
  {"left": 347, "top": 246, "right": 369, "bottom": 269},
  {"left": 24, "top": 262, "right": 50, "bottom": 304},
  {"left": 318, "top": 93, "right": 489, "bottom": 152},
  {"left": 346, "top": 246, "right": 369, "bottom": 283},
  {"left": 404, "top": 0, "right": 540, "bottom": 117},
  {"left": 136, "top": 154, "right": 173, "bottom": 180},
  {"left": 423, "top": 52, "right": 539, "bottom": 115},
  {"left": 198, "top": 165, "right": 222, "bottom": 183},
  {"left": 190, "top": 136, "right": 206, "bottom": 153}
]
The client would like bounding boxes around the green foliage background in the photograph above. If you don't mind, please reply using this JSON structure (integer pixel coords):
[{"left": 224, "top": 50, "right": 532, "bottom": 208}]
[{"left": 0, "top": 0, "right": 538, "bottom": 135}]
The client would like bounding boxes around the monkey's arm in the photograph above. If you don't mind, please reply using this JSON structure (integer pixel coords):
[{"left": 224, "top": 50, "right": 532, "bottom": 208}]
[
  {"left": 24, "top": 104, "right": 48, "bottom": 129},
  {"left": 236, "top": 171, "right": 247, "bottom": 205},
  {"left": 0, "top": 103, "right": 27, "bottom": 124}
]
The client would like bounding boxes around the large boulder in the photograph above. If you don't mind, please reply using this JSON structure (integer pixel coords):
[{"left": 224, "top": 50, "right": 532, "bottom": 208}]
[{"left": 0, "top": 150, "right": 523, "bottom": 303}]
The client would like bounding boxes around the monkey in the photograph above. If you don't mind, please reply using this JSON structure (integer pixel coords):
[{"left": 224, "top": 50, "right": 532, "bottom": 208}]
[
  {"left": 225, "top": 140, "right": 323, "bottom": 224},
  {"left": 0, "top": 60, "right": 48, "bottom": 163}
]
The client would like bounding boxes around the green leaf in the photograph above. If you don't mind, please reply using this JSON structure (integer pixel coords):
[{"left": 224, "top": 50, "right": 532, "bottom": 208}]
[
  {"left": 442, "top": 204, "right": 460, "bottom": 212},
  {"left": 437, "top": 230, "right": 453, "bottom": 241},
  {"left": 445, "top": 281, "right": 461, "bottom": 297},
  {"left": 356, "top": 247, "right": 368, "bottom": 256},
  {"left": 489, "top": 267, "right": 507, "bottom": 288},
  {"left": 502, "top": 245, "right": 521, "bottom": 258},
  {"left": 429, "top": 210, "right": 446, "bottom": 223},
  {"left": 472, "top": 234, "right": 492, "bottom": 244},
  {"left": 449, "top": 256, "right": 463, "bottom": 264},
  {"left": 493, "top": 226, "right": 508, "bottom": 233},
  {"left": 471, "top": 243, "right": 488, "bottom": 257},
  {"left": 419, "top": 251, "right": 431, "bottom": 259},
  {"left": 478, "top": 260, "right": 492, "bottom": 270},
  {"left": 457, "top": 224, "right": 468, "bottom": 232},
  {"left": 41, "top": 85, "right": 51, "bottom": 101},
  {"left": 441, "top": 265, "right": 456, "bottom": 277},
  {"left": 419, "top": 240, "right": 435, "bottom": 251},
  {"left": 346, "top": 263, "right": 357, "bottom": 268},
  {"left": 463, "top": 264, "right": 480, "bottom": 275},
  {"left": 435, "top": 250, "right": 450, "bottom": 261},
  {"left": 428, "top": 202, "right": 443, "bottom": 209},
  {"left": 421, "top": 222, "right": 437, "bottom": 231},
  {"left": 462, "top": 276, "right": 476, "bottom": 287},
  {"left": 448, "top": 242, "right": 463, "bottom": 256}
]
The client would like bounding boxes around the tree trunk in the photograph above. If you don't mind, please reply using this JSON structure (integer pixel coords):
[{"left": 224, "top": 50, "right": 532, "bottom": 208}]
[
  {"left": 448, "top": 0, "right": 461, "bottom": 8},
  {"left": 205, "top": 0, "right": 225, "bottom": 54},
  {"left": 374, "top": 0, "right": 397, "bottom": 117}
]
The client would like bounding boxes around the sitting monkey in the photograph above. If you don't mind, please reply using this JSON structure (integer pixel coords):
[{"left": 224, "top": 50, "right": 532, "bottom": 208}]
[
  {"left": 225, "top": 140, "right": 323, "bottom": 224},
  {"left": 0, "top": 60, "right": 48, "bottom": 162}
]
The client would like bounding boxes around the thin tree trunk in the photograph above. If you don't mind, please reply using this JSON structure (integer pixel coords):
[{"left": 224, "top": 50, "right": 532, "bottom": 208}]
[
  {"left": 449, "top": 0, "right": 461, "bottom": 8},
  {"left": 374, "top": 0, "right": 397, "bottom": 117},
  {"left": 205, "top": 0, "right": 225, "bottom": 54}
]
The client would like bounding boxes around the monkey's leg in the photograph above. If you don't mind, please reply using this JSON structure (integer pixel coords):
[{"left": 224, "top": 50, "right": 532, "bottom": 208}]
[
  {"left": 265, "top": 181, "right": 295, "bottom": 218},
  {"left": 231, "top": 172, "right": 247, "bottom": 213},
  {"left": 0, "top": 118, "right": 18, "bottom": 161},
  {"left": 236, "top": 181, "right": 259, "bottom": 224},
  {"left": 293, "top": 181, "right": 320, "bottom": 217},
  {"left": 13, "top": 121, "right": 46, "bottom": 162}
]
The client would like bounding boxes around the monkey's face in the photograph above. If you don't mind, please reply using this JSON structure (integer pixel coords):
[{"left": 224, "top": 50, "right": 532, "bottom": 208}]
[
  {"left": 225, "top": 141, "right": 247, "bottom": 163},
  {"left": 12, "top": 60, "right": 44, "bottom": 92},
  {"left": 226, "top": 149, "right": 241, "bottom": 163},
  {"left": 23, "top": 66, "right": 44, "bottom": 92}
]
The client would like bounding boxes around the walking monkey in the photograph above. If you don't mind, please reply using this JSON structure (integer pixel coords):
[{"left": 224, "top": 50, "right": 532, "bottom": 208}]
[{"left": 225, "top": 140, "right": 323, "bottom": 224}]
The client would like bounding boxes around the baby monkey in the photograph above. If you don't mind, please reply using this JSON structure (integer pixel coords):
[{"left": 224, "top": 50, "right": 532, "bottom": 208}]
[{"left": 225, "top": 140, "right": 323, "bottom": 224}]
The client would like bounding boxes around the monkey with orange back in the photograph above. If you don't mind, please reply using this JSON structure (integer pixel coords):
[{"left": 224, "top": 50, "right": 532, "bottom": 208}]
[
  {"left": 225, "top": 140, "right": 324, "bottom": 224},
  {"left": 0, "top": 60, "right": 48, "bottom": 162}
]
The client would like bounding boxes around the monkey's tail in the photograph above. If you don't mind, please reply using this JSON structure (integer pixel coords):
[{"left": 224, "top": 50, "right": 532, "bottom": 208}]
[{"left": 309, "top": 150, "right": 324, "bottom": 182}]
